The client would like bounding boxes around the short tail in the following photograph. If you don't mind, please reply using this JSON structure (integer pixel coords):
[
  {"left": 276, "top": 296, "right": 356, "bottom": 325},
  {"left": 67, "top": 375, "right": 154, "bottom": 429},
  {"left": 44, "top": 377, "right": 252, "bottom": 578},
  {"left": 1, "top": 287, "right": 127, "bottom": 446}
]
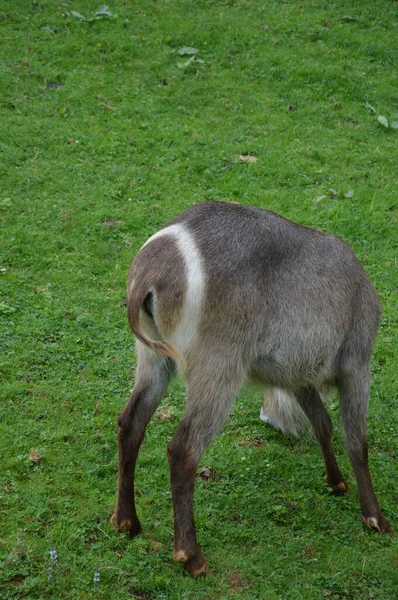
[
  {"left": 260, "top": 388, "right": 309, "bottom": 437},
  {"left": 127, "top": 280, "right": 185, "bottom": 367}
]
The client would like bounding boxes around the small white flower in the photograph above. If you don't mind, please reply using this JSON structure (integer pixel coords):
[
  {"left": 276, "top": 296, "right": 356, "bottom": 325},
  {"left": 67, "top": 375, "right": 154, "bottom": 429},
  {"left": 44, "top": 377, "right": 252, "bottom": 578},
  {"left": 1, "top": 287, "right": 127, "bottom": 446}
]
[
  {"left": 50, "top": 548, "right": 57, "bottom": 563},
  {"left": 0, "top": 268, "right": 6, "bottom": 274},
  {"left": 47, "top": 566, "right": 53, "bottom": 580},
  {"left": 93, "top": 571, "right": 100, "bottom": 583}
]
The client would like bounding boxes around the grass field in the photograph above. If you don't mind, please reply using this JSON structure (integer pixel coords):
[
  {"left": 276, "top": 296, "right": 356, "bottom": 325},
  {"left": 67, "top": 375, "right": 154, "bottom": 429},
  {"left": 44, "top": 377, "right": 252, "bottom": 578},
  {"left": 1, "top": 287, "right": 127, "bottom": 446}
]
[{"left": 1, "top": 1, "right": 397, "bottom": 598}]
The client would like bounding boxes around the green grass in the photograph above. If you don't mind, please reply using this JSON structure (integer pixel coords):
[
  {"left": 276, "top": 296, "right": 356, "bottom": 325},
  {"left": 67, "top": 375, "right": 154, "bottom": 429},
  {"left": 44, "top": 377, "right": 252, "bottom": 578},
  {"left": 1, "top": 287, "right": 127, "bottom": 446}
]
[{"left": 1, "top": 1, "right": 397, "bottom": 598}]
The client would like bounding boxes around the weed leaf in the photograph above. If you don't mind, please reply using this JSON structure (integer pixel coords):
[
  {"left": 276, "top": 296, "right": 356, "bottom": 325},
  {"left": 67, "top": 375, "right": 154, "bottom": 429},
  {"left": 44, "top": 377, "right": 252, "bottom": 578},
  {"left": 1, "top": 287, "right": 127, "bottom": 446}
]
[
  {"left": 70, "top": 11, "right": 86, "bottom": 20},
  {"left": 178, "top": 46, "right": 199, "bottom": 56},
  {"left": 0, "top": 301, "right": 15, "bottom": 314},
  {"left": 377, "top": 115, "right": 389, "bottom": 128},
  {"left": 177, "top": 56, "right": 196, "bottom": 68},
  {"left": 93, "top": 6, "right": 115, "bottom": 19}
]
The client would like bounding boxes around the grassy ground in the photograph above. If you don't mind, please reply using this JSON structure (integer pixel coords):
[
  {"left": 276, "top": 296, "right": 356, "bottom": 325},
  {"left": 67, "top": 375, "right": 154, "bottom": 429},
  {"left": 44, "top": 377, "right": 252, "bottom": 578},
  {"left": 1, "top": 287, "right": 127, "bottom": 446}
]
[{"left": 1, "top": 1, "right": 397, "bottom": 598}]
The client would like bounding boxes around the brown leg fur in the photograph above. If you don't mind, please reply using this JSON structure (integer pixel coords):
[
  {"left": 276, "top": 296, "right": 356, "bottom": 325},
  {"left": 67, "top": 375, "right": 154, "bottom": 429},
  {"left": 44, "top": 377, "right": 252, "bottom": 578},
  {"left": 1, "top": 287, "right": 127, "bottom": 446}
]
[
  {"left": 339, "top": 365, "right": 393, "bottom": 534},
  {"left": 112, "top": 347, "right": 174, "bottom": 536},
  {"left": 168, "top": 447, "right": 197, "bottom": 556},
  {"left": 168, "top": 433, "right": 208, "bottom": 576},
  {"left": 111, "top": 398, "right": 145, "bottom": 537},
  {"left": 352, "top": 441, "right": 393, "bottom": 534},
  {"left": 168, "top": 360, "right": 245, "bottom": 575},
  {"left": 296, "top": 387, "right": 348, "bottom": 494}
]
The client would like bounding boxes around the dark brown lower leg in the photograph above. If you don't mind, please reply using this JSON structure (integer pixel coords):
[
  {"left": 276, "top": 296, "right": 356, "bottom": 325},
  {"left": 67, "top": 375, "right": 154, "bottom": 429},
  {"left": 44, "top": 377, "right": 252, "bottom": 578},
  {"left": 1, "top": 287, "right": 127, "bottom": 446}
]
[
  {"left": 167, "top": 366, "right": 243, "bottom": 576},
  {"left": 349, "top": 439, "right": 392, "bottom": 533},
  {"left": 112, "top": 352, "right": 174, "bottom": 536},
  {"left": 296, "top": 387, "right": 347, "bottom": 493},
  {"left": 111, "top": 390, "right": 147, "bottom": 537},
  {"left": 339, "top": 365, "right": 393, "bottom": 533},
  {"left": 167, "top": 435, "right": 208, "bottom": 576}
]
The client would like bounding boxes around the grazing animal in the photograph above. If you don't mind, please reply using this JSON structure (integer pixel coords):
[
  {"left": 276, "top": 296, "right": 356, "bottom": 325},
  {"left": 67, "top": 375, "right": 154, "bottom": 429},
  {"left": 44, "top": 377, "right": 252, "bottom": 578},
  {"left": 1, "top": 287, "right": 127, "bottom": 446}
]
[{"left": 112, "top": 201, "right": 392, "bottom": 576}]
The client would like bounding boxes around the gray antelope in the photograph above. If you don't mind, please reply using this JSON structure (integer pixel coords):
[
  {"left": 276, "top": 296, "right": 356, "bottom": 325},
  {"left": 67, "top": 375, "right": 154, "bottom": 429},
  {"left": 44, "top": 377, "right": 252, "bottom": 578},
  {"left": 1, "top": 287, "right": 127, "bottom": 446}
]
[{"left": 112, "top": 201, "right": 392, "bottom": 576}]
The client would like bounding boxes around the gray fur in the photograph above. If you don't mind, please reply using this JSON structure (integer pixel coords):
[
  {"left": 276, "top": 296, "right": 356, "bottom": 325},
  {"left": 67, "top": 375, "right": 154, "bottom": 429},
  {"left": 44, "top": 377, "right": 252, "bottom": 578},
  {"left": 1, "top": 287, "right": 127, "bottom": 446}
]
[{"left": 114, "top": 201, "right": 391, "bottom": 575}]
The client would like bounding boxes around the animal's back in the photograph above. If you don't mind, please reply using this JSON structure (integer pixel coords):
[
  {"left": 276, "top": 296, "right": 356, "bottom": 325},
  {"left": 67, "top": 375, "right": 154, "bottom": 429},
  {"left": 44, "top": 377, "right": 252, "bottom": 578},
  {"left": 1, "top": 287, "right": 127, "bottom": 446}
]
[{"left": 129, "top": 201, "right": 380, "bottom": 387}]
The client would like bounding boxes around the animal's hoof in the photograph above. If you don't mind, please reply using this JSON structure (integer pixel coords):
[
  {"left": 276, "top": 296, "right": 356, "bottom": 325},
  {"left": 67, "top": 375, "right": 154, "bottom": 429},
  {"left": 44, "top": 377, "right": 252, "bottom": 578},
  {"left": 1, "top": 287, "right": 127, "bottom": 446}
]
[
  {"left": 173, "top": 547, "right": 209, "bottom": 576},
  {"left": 331, "top": 480, "right": 348, "bottom": 495},
  {"left": 362, "top": 514, "right": 394, "bottom": 535},
  {"left": 111, "top": 513, "right": 142, "bottom": 537}
]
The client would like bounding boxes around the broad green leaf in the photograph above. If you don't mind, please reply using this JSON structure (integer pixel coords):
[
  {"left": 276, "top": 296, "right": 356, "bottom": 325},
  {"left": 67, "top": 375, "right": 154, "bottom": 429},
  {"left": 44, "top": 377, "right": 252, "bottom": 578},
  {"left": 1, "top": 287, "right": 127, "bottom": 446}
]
[
  {"left": 177, "top": 56, "right": 196, "bottom": 68},
  {"left": 93, "top": 6, "right": 115, "bottom": 18},
  {"left": 70, "top": 11, "right": 86, "bottom": 20},
  {"left": 377, "top": 115, "right": 389, "bottom": 128},
  {"left": 178, "top": 46, "right": 199, "bottom": 56}
]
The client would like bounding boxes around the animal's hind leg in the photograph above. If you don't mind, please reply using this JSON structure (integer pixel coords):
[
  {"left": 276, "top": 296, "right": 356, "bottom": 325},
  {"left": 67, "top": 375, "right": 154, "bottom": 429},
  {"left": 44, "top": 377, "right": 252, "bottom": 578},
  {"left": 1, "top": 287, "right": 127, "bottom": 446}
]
[
  {"left": 112, "top": 342, "right": 175, "bottom": 537},
  {"left": 168, "top": 360, "right": 246, "bottom": 576},
  {"left": 296, "top": 387, "right": 348, "bottom": 494},
  {"left": 338, "top": 363, "right": 392, "bottom": 533}
]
